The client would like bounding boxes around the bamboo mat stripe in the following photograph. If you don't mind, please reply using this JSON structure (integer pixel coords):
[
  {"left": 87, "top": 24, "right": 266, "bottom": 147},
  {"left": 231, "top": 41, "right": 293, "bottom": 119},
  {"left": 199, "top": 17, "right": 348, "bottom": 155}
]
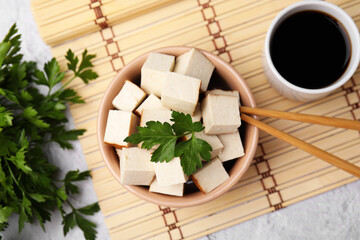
[{"left": 31, "top": 0, "right": 360, "bottom": 239}]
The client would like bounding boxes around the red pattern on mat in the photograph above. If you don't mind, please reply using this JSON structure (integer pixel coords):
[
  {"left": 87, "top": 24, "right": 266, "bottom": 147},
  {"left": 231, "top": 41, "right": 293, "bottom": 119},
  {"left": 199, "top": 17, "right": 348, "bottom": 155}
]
[
  {"left": 254, "top": 145, "right": 285, "bottom": 211},
  {"left": 89, "top": 0, "right": 108, "bottom": 29},
  {"left": 197, "top": 0, "right": 233, "bottom": 63},
  {"left": 89, "top": 0, "right": 125, "bottom": 72},
  {"left": 159, "top": 206, "right": 184, "bottom": 240}
]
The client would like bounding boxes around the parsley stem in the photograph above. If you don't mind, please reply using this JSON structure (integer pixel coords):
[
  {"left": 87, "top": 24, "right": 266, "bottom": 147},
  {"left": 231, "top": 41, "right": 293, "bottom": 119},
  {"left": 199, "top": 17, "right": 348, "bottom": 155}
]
[
  {"left": 5, "top": 159, "right": 20, "bottom": 187},
  {"left": 49, "top": 74, "right": 77, "bottom": 97},
  {"left": 58, "top": 75, "right": 76, "bottom": 92},
  {"left": 66, "top": 199, "right": 76, "bottom": 211}
]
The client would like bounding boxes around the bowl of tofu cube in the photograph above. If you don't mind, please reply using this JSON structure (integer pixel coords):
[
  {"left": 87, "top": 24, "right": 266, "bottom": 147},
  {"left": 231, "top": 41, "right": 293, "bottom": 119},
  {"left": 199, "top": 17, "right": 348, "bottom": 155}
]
[{"left": 97, "top": 46, "right": 259, "bottom": 207}]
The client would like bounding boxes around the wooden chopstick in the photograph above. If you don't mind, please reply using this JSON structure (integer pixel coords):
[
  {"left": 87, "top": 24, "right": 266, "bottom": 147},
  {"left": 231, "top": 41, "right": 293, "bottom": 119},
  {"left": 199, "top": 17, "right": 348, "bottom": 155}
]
[
  {"left": 241, "top": 114, "right": 360, "bottom": 178},
  {"left": 240, "top": 106, "right": 360, "bottom": 130}
]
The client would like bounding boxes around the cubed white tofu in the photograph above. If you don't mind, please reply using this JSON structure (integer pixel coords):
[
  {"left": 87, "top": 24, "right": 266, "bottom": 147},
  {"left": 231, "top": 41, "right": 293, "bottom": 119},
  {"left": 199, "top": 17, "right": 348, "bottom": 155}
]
[
  {"left": 217, "top": 130, "right": 244, "bottom": 162},
  {"left": 201, "top": 94, "right": 241, "bottom": 134},
  {"left": 174, "top": 48, "right": 215, "bottom": 92},
  {"left": 191, "top": 103, "right": 202, "bottom": 122},
  {"left": 152, "top": 157, "right": 188, "bottom": 186},
  {"left": 120, "top": 147, "right": 155, "bottom": 186},
  {"left": 161, "top": 72, "right": 201, "bottom": 114},
  {"left": 141, "top": 52, "right": 175, "bottom": 97},
  {"left": 140, "top": 109, "right": 172, "bottom": 127},
  {"left": 112, "top": 80, "right": 147, "bottom": 111},
  {"left": 149, "top": 178, "right": 184, "bottom": 196},
  {"left": 184, "top": 130, "right": 223, "bottom": 159},
  {"left": 104, "top": 110, "right": 139, "bottom": 148},
  {"left": 135, "top": 94, "right": 169, "bottom": 116},
  {"left": 192, "top": 158, "right": 229, "bottom": 194},
  {"left": 206, "top": 89, "right": 240, "bottom": 106}
]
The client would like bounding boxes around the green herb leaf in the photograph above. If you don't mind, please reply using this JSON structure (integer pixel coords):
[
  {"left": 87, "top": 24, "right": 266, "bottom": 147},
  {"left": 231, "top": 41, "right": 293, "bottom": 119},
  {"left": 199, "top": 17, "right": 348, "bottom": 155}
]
[
  {"left": 125, "top": 121, "right": 178, "bottom": 163},
  {"left": 175, "top": 136, "right": 212, "bottom": 175},
  {"left": 0, "top": 132, "right": 17, "bottom": 157},
  {"left": 78, "top": 202, "right": 100, "bottom": 216},
  {"left": 63, "top": 212, "right": 76, "bottom": 236},
  {"left": 171, "top": 110, "right": 204, "bottom": 135},
  {"left": 19, "top": 196, "right": 32, "bottom": 232},
  {"left": 125, "top": 111, "right": 213, "bottom": 175},
  {"left": 75, "top": 212, "right": 97, "bottom": 240},
  {"left": 65, "top": 49, "right": 98, "bottom": 84},
  {"left": 51, "top": 126, "right": 86, "bottom": 149},
  {"left": 63, "top": 170, "right": 91, "bottom": 194},
  {"left": 0, "top": 42, "right": 11, "bottom": 67},
  {"left": 28, "top": 193, "right": 48, "bottom": 203},
  {"left": 0, "top": 206, "right": 13, "bottom": 223},
  {"left": 22, "top": 106, "right": 50, "bottom": 129},
  {"left": 0, "top": 106, "right": 13, "bottom": 131},
  {"left": 8, "top": 147, "right": 32, "bottom": 174},
  {"left": 2, "top": 23, "right": 22, "bottom": 65},
  {"left": 58, "top": 88, "right": 85, "bottom": 103},
  {"left": 0, "top": 24, "right": 99, "bottom": 238},
  {"left": 65, "top": 49, "right": 78, "bottom": 73},
  {"left": 45, "top": 58, "right": 64, "bottom": 88}
]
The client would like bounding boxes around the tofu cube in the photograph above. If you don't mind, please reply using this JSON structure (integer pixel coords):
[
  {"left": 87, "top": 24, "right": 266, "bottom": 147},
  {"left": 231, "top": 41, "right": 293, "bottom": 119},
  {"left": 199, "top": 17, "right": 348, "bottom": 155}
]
[
  {"left": 192, "top": 158, "right": 229, "bottom": 194},
  {"left": 135, "top": 94, "right": 169, "bottom": 116},
  {"left": 161, "top": 72, "right": 201, "bottom": 114},
  {"left": 149, "top": 178, "right": 184, "bottom": 196},
  {"left": 112, "top": 80, "right": 147, "bottom": 111},
  {"left": 184, "top": 130, "right": 223, "bottom": 159},
  {"left": 140, "top": 109, "right": 172, "bottom": 127},
  {"left": 141, "top": 52, "right": 175, "bottom": 97},
  {"left": 191, "top": 103, "right": 202, "bottom": 122},
  {"left": 174, "top": 48, "right": 215, "bottom": 92},
  {"left": 206, "top": 89, "right": 240, "bottom": 106},
  {"left": 120, "top": 147, "right": 155, "bottom": 186},
  {"left": 217, "top": 130, "right": 245, "bottom": 162},
  {"left": 104, "top": 110, "right": 139, "bottom": 148},
  {"left": 201, "top": 94, "right": 241, "bottom": 134},
  {"left": 152, "top": 157, "right": 187, "bottom": 186}
]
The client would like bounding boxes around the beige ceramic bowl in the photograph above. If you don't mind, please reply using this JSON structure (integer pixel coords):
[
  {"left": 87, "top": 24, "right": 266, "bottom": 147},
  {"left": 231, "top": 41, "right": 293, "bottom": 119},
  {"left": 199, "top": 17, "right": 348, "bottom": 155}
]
[{"left": 97, "top": 46, "right": 259, "bottom": 208}]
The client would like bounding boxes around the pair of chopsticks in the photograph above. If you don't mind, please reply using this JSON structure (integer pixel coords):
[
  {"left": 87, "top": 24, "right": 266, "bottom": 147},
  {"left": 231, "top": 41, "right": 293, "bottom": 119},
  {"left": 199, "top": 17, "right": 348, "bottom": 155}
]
[{"left": 240, "top": 106, "right": 360, "bottom": 178}]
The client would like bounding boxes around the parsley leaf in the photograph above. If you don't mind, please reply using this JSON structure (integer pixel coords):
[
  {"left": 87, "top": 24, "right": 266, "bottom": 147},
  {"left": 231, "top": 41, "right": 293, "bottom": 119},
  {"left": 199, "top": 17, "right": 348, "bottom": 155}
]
[
  {"left": 125, "top": 121, "right": 178, "bottom": 163},
  {"left": 0, "top": 24, "right": 99, "bottom": 239},
  {"left": 77, "top": 202, "right": 100, "bottom": 216},
  {"left": 75, "top": 212, "right": 97, "bottom": 240},
  {"left": 125, "top": 111, "right": 213, "bottom": 175},
  {"left": 51, "top": 126, "right": 86, "bottom": 149},
  {"left": 175, "top": 136, "right": 212, "bottom": 175},
  {"left": 0, "top": 106, "right": 13, "bottom": 131},
  {"left": 0, "top": 206, "right": 13, "bottom": 224},
  {"left": 65, "top": 49, "right": 98, "bottom": 84},
  {"left": 62, "top": 212, "right": 76, "bottom": 236},
  {"left": 63, "top": 170, "right": 91, "bottom": 194}
]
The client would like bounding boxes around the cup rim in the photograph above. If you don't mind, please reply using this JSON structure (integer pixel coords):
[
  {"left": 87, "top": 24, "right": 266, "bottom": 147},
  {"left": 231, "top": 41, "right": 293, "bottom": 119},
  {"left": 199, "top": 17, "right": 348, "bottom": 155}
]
[{"left": 264, "top": 0, "right": 360, "bottom": 94}]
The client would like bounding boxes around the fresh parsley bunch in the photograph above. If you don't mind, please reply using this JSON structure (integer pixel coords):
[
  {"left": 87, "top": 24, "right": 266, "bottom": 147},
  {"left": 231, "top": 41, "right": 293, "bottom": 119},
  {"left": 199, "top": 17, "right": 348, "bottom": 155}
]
[
  {"left": 0, "top": 24, "right": 99, "bottom": 240},
  {"left": 125, "top": 111, "right": 213, "bottom": 175}
]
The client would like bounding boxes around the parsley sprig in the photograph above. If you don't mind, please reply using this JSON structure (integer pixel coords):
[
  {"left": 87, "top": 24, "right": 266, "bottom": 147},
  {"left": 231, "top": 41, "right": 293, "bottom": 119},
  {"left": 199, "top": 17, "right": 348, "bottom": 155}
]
[
  {"left": 125, "top": 111, "right": 212, "bottom": 175},
  {"left": 0, "top": 24, "right": 99, "bottom": 240}
]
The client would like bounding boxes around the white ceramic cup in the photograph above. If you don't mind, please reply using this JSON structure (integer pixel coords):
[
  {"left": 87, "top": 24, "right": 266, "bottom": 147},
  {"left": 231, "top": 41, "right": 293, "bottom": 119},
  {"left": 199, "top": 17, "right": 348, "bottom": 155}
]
[{"left": 263, "top": 0, "right": 360, "bottom": 102}]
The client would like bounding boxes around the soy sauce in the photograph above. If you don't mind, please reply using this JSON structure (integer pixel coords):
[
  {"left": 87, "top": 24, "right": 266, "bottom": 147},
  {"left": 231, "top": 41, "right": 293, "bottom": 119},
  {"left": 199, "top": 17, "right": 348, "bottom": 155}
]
[{"left": 270, "top": 10, "right": 351, "bottom": 89}]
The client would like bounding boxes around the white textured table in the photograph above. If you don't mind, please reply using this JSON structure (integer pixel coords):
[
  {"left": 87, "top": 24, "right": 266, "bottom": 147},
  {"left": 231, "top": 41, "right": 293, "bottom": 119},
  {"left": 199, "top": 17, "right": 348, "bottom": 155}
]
[{"left": 1, "top": 1, "right": 359, "bottom": 239}]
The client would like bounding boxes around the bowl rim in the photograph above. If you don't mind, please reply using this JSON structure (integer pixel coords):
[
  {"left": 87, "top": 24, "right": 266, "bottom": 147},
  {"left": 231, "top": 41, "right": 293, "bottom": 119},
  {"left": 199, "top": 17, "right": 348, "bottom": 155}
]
[{"left": 97, "top": 46, "right": 259, "bottom": 208}]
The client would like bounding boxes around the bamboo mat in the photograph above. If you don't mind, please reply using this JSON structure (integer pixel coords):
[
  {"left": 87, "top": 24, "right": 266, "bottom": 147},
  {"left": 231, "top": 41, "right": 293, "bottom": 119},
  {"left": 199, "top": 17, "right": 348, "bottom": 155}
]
[{"left": 31, "top": 0, "right": 360, "bottom": 239}]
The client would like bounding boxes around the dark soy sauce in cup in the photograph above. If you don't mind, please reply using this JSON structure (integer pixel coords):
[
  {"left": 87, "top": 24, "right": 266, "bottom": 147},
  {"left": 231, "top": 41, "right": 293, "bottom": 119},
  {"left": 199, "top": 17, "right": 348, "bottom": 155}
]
[{"left": 270, "top": 10, "right": 351, "bottom": 89}]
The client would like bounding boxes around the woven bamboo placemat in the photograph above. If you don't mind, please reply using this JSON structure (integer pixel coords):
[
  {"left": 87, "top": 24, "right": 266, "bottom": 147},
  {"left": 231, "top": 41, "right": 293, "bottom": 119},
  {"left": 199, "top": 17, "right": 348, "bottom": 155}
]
[{"left": 31, "top": 0, "right": 360, "bottom": 239}]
